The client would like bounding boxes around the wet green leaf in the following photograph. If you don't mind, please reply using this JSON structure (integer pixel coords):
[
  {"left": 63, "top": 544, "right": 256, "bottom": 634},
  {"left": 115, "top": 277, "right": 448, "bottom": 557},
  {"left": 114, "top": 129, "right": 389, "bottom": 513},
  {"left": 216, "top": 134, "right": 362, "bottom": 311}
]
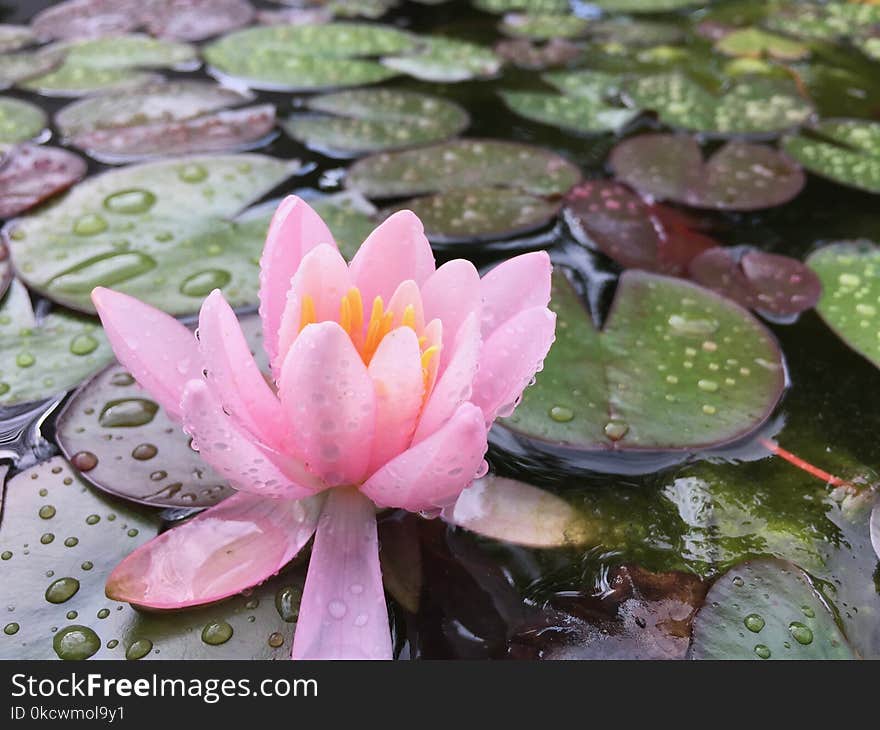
[
  {"left": 473, "top": 0, "right": 570, "bottom": 13},
  {"left": 0, "top": 48, "right": 63, "bottom": 88},
  {"left": 499, "top": 13, "right": 591, "bottom": 41},
  {"left": 0, "top": 97, "right": 46, "bottom": 144},
  {"left": 590, "top": 0, "right": 702, "bottom": 12},
  {"left": 307, "top": 191, "right": 378, "bottom": 259},
  {"left": 382, "top": 36, "right": 501, "bottom": 82},
  {"left": 765, "top": 1, "right": 880, "bottom": 42},
  {"left": 714, "top": 27, "right": 809, "bottom": 61}
]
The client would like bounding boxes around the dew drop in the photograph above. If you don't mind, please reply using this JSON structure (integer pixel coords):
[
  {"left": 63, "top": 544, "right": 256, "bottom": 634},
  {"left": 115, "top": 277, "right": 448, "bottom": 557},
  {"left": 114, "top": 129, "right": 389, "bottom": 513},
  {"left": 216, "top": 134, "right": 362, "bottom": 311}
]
[
  {"left": 70, "top": 333, "right": 99, "bottom": 356},
  {"left": 103, "top": 189, "right": 156, "bottom": 215},
  {"left": 38, "top": 505, "right": 56, "bottom": 519},
  {"left": 754, "top": 644, "right": 771, "bottom": 659},
  {"left": 125, "top": 638, "right": 153, "bottom": 660},
  {"left": 275, "top": 585, "right": 302, "bottom": 623},
  {"left": 789, "top": 621, "right": 813, "bottom": 645},
  {"left": 549, "top": 405, "right": 574, "bottom": 423},
  {"left": 744, "top": 613, "right": 765, "bottom": 633},
  {"left": 4, "top": 622, "right": 19, "bottom": 635},
  {"left": 99, "top": 398, "right": 158, "bottom": 428},
  {"left": 54, "top": 625, "right": 100, "bottom": 660},
  {"left": 45, "top": 577, "right": 80, "bottom": 604},
  {"left": 71, "top": 451, "right": 98, "bottom": 472},
  {"left": 73, "top": 213, "right": 108, "bottom": 236},
  {"left": 201, "top": 621, "right": 233, "bottom": 645},
  {"left": 267, "top": 632, "right": 284, "bottom": 648}
]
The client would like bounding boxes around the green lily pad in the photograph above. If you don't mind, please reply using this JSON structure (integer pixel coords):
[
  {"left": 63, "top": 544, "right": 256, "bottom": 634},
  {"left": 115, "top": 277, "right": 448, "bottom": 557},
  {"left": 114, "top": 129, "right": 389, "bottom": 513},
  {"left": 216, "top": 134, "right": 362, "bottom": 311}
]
[
  {"left": 783, "top": 120, "right": 880, "bottom": 195},
  {"left": 807, "top": 240, "right": 880, "bottom": 370},
  {"left": 500, "top": 13, "right": 591, "bottom": 40},
  {"left": 856, "top": 36, "right": 880, "bottom": 62},
  {"left": 0, "top": 98, "right": 47, "bottom": 144},
  {"left": 0, "top": 457, "right": 301, "bottom": 660},
  {"left": 0, "top": 24, "right": 35, "bottom": 53},
  {"left": 0, "top": 48, "right": 64, "bottom": 88},
  {"left": 0, "top": 281, "right": 112, "bottom": 407},
  {"left": 502, "top": 268, "right": 785, "bottom": 452},
  {"left": 7, "top": 153, "right": 303, "bottom": 316},
  {"left": 305, "top": 191, "right": 377, "bottom": 259},
  {"left": 714, "top": 27, "right": 810, "bottom": 61},
  {"left": 688, "top": 558, "right": 855, "bottom": 659},
  {"left": 473, "top": 0, "right": 570, "bottom": 12},
  {"left": 624, "top": 73, "right": 813, "bottom": 137},
  {"left": 204, "top": 23, "right": 415, "bottom": 91},
  {"left": 766, "top": 1, "right": 880, "bottom": 42},
  {"left": 587, "top": 18, "right": 685, "bottom": 46},
  {"left": 325, "top": 0, "right": 399, "bottom": 18},
  {"left": 381, "top": 36, "right": 501, "bottom": 82},
  {"left": 22, "top": 35, "right": 198, "bottom": 97},
  {"left": 590, "top": 0, "right": 701, "bottom": 12},
  {"left": 282, "top": 88, "right": 469, "bottom": 157},
  {"left": 346, "top": 138, "right": 581, "bottom": 199}
]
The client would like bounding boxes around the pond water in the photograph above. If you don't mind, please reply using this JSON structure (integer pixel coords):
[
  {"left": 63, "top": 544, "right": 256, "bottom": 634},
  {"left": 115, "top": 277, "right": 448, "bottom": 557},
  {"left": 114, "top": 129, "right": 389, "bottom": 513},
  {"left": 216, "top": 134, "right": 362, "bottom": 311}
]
[{"left": 0, "top": 0, "right": 879, "bottom": 660}]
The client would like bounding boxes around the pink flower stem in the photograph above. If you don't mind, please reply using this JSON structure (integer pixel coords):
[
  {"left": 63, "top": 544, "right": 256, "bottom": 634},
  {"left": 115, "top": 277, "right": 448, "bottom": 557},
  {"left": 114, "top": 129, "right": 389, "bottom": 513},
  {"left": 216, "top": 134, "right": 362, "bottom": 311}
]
[{"left": 759, "top": 438, "right": 848, "bottom": 487}]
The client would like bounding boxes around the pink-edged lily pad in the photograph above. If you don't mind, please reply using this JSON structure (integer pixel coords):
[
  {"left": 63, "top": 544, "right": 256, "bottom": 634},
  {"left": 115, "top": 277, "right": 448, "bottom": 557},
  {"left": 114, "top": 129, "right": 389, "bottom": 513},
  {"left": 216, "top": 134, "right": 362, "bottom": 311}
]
[
  {"left": 142, "top": 0, "right": 255, "bottom": 42},
  {"left": 562, "top": 180, "right": 718, "bottom": 275},
  {"left": 0, "top": 144, "right": 87, "bottom": 219},
  {"left": 609, "top": 133, "right": 806, "bottom": 211},
  {"left": 689, "top": 246, "right": 822, "bottom": 320}
]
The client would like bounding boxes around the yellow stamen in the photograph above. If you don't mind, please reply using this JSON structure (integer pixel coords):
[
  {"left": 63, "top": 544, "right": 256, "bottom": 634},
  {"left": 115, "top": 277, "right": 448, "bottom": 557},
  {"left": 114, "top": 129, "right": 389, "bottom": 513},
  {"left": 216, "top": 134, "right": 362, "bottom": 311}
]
[
  {"left": 339, "top": 294, "right": 352, "bottom": 335},
  {"left": 401, "top": 304, "right": 416, "bottom": 331},
  {"left": 362, "top": 296, "right": 386, "bottom": 363},
  {"left": 420, "top": 345, "right": 440, "bottom": 389},
  {"left": 299, "top": 294, "right": 316, "bottom": 332},
  {"left": 347, "top": 288, "right": 364, "bottom": 336}
]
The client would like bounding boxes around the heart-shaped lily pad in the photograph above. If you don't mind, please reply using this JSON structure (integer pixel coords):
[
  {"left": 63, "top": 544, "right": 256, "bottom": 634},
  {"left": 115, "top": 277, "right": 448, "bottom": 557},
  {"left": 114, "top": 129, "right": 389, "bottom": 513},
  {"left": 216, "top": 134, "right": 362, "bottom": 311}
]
[
  {"left": 494, "top": 37, "right": 582, "bottom": 69},
  {"left": 624, "top": 73, "right": 813, "bottom": 137},
  {"left": 7, "top": 153, "right": 303, "bottom": 316},
  {"left": 609, "top": 134, "right": 806, "bottom": 211},
  {"left": 783, "top": 120, "right": 880, "bottom": 195},
  {"left": 0, "top": 144, "right": 87, "bottom": 219},
  {"left": 0, "top": 98, "right": 47, "bottom": 144},
  {"left": 500, "top": 13, "right": 591, "bottom": 41},
  {"left": 0, "top": 280, "right": 112, "bottom": 407},
  {"left": 22, "top": 35, "right": 198, "bottom": 97},
  {"left": 55, "top": 315, "right": 266, "bottom": 508},
  {"left": 688, "top": 558, "right": 855, "bottom": 659},
  {"left": 688, "top": 246, "right": 822, "bottom": 320},
  {"left": 282, "top": 88, "right": 469, "bottom": 157},
  {"left": 204, "top": 23, "right": 415, "bottom": 91},
  {"left": 714, "top": 27, "right": 810, "bottom": 61},
  {"left": 381, "top": 36, "right": 501, "bottom": 82},
  {"left": 502, "top": 268, "right": 785, "bottom": 452},
  {"left": 0, "top": 24, "right": 35, "bottom": 53},
  {"left": 346, "top": 138, "right": 581, "bottom": 198},
  {"left": 0, "top": 48, "right": 64, "bottom": 88},
  {"left": 473, "top": 0, "right": 570, "bottom": 12},
  {"left": 562, "top": 180, "right": 717, "bottom": 276},
  {"left": 807, "top": 240, "right": 880, "bottom": 370},
  {"left": 0, "top": 457, "right": 301, "bottom": 660}
]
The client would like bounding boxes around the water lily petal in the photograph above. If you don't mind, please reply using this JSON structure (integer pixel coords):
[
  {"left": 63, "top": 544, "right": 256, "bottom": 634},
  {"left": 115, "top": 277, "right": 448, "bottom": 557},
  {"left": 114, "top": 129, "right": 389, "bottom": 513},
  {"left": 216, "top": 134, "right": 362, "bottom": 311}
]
[
  {"left": 292, "top": 487, "right": 391, "bottom": 660},
  {"left": 279, "top": 321, "right": 376, "bottom": 486},
  {"left": 106, "top": 491, "right": 323, "bottom": 610},
  {"left": 480, "top": 251, "right": 552, "bottom": 339},
  {"left": 259, "top": 195, "right": 337, "bottom": 371},
  {"left": 349, "top": 210, "right": 435, "bottom": 306},
  {"left": 471, "top": 306, "right": 556, "bottom": 422},
  {"left": 182, "top": 379, "right": 322, "bottom": 498},
  {"left": 91, "top": 286, "right": 199, "bottom": 420},
  {"left": 386, "top": 279, "right": 425, "bottom": 332},
  {"left": 420, "top": 258, "right": 481, "bottom": 370},
  {"left": 361, "top": 402, "right": 487, "bottom": 512}
]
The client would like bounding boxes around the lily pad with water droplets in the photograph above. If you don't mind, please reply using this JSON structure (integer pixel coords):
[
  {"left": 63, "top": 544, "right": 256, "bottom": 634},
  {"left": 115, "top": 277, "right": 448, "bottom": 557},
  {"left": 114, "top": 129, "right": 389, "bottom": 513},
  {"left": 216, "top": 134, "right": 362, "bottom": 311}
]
[
  {"left": 0, "top": 48, "right": 65, "bottom": 88},
  {"left": 7, "top": 153, "right": 303, "bottom": 317},
  {"left": 0, "top": 457, "right": 301, "bottom": 660},
  {"left": 204, "top": 23, "right": 415, "bottom": 92},
  {"left": 688, "top": 558, "right": 855, "bottom": 659},
  {"left": 783, "top": 120, "right": 880, "bottom": 195},
  {"left": 0, "top": 144, "right": 88, "bottom": 219},
  {"left": 714, "top": 27, "right": 810, "bottom": 61},
  {"left": 499, "top": 13, "right": 591, "bottom": 41},
  {"left": 0, "top": 25, "right": 35, "bottom": 53},
  {"left": 282, "top": 88, "right": 469, "bottom": 157},
  {"left": 0, "top": 281, "right": 112, "bottom": 407},
  {"left": 807, "top": 241, "right": 880, "bottom": 370},
  {"left": 473, "top": 0, "right": 570, "bottom": 12},
  {"left": 382, "top": 36, "right": 502, "bottom": 82},
  {"left": 765, "top": 1, "right": 880, "bottom": 43},
  {"left": 623, "top": 73, "right": 813, "bottom": 138},
  {"left": 502, "top": 268, "right": 785, "bottom": 452},
  {"left": 609, "top": 134, "right": 806, "bottom": 211},
  {"left": 0, "top": 98, "right": 47, "bottom": 144}
]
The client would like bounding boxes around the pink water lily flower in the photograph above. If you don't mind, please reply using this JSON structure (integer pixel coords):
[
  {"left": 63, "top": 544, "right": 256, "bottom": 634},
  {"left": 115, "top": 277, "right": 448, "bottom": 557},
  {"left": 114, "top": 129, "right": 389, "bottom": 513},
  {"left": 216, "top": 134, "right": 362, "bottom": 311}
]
[{"left": 91, "top": 195, "right": 555, "bottom": 660}]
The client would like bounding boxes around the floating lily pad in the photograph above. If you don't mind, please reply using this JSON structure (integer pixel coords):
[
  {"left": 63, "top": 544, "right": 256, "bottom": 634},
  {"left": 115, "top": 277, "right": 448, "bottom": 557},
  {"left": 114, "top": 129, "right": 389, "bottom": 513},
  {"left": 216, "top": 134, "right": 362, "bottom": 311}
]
[
  {"left": 204, "top": 23, "right": 415, "bottom": 91},
  {"left": 783, "top": 120, "right": 880, "bottom": 195},
  {"left": 766, "top": 1, "right": 880, "bottom": 43},
  {"left": 0, "top": 457, "right": 300, "bottom": 660},
  {"left": 55, "top": 316, "right": 266, "bottom": 507},
  {"left": 0, "top": 24, "right": 35, "bottom": 53},
  {"left": 0, "top": 98, "right": 47, "bottom": 144},
  {"left": 689, "top": 247, "right": 822, "bottom": 320},
  {"left": 22, "top": 35, "right": 198, "bottom": 97},
  {"left": 305, "top": 191, "right": 378, "bottom": 259},
  {"left": 494, "top": 37, "right": 582, "bottom": 69},
  {"left": 382, "top": 36, "right": 501, "bottom": 82},
  {"left": 0, "top": 281, "right": 112, "bottom": 406},
  {"left": 325, "top": 0, "right": 399, "bottom": 18},
  {"left": 140, "top": 0, "right": 255, "bottom": 41},
  {"left": 500, "top": 13, "right": 591, "bottom": 40},
  {"left": 473, "top": 0, "right": 570, "bottom": 12},
  {"left": 688, "top": 558, "right": 855, "bottom": 659},
  {"left": 7, "top": 154, "right": 303, "bottom": 316},
  {"left": 587, "top": 18, "right": 685, "bottom": 46},
  {"left": 609, "top": 134, "right": 806, "bottom": 211},
  {"left": 283, "top": 88, "right": 468, "bottom": 157},
  {"left": 0, "top": 48, "right": 64, "bottom": 88},
  {"left": 714, "top": 27, "right": 810, "bottom": 61},
  {"left": 31, "top": 0, "right": 140, "bottom": 41},
  {"left": 562, "top": 180, "right": 717, "bottom": 276},
  {"left": 0, "top": 144, "right": 87, "bottom": 219},
  {"left": 502, "top": 268, "right": 785, "bottom": 452},
  {"left": 590, "top": 0, "right": 701, "bottom": 12},
  {"left": 807, "top": 241, "right": 880, "bottom": 370},
  {"left": 624, "top": 73, "right": 813, "bottom": 137},
  {"left": 346, "top": 138, "right": 581, "bottom": 199}
]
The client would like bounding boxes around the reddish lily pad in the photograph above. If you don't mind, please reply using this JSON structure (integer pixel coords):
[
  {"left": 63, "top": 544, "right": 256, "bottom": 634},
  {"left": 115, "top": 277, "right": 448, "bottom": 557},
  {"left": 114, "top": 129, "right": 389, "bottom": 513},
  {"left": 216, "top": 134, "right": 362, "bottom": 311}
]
[
  {"left": 0, "top": 144, "right": 87, "bottom": 219},
  {"left": 562, "top": 180, "right": 717, "bottom": 275},
  {"left": 689, "top": 247, "right": 822, "bottom": 320},
  {"left": 494, "top": 37, "right": 582, "bottom": 69},
  {"left": 609, "top": 134, "right": 806, "bottom": 211},
  {"left": 142, "top": 0, "right": 255, "bottom": 41},
  {"left": 503, "top": 268, "right": 785, "bottom": 453}
]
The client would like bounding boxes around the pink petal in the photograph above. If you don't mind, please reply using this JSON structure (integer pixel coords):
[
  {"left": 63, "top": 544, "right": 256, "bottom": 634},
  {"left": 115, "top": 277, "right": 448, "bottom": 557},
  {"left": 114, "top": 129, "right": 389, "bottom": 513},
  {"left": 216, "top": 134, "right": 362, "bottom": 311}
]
[
  {"left": 259, "top": 196, "right": 337, "bottom": 370},
  {"left": 361, "top": 402, "right": 487, "bottom": 512},
  {"left": 386, "top": 279, "right": 425, "bottom": 331},
  {"left": 106, "top": 491, "right": 323, "bottom": 610},
  {"left": 182, "top": 379, "right": 323, "bottom": 499},
  {"left": 278, "top": 321, "right": 376, "bottom": 486},
  {"left": 198, "top": 290, "right": 288, "bottom": 451},
  {"left": 275, "top": 244, "right": 352, "bottom": 376},
  {"left": 480, "top": 251, "right": 552, "bottom": 339},
  {"left": 292, "top": 487, "right": 391, "bottom": 660},
  {"left": 471, "top": 306, "right": 555, "bottom": 423},
  {"left": 420, "top": 259, "right": 481, "bottom": 369},
  {"left": 413, "top": 311, "right": 481, "bottom": 444},
  {"left": 91, "top": 287, "right": 199, "bottom": 420},
  {"left": 349, "top": 211, "right": 435, "bottom": 306},
  {"left": 366, "top": 327, "right": 424, "bottom": 475}
]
